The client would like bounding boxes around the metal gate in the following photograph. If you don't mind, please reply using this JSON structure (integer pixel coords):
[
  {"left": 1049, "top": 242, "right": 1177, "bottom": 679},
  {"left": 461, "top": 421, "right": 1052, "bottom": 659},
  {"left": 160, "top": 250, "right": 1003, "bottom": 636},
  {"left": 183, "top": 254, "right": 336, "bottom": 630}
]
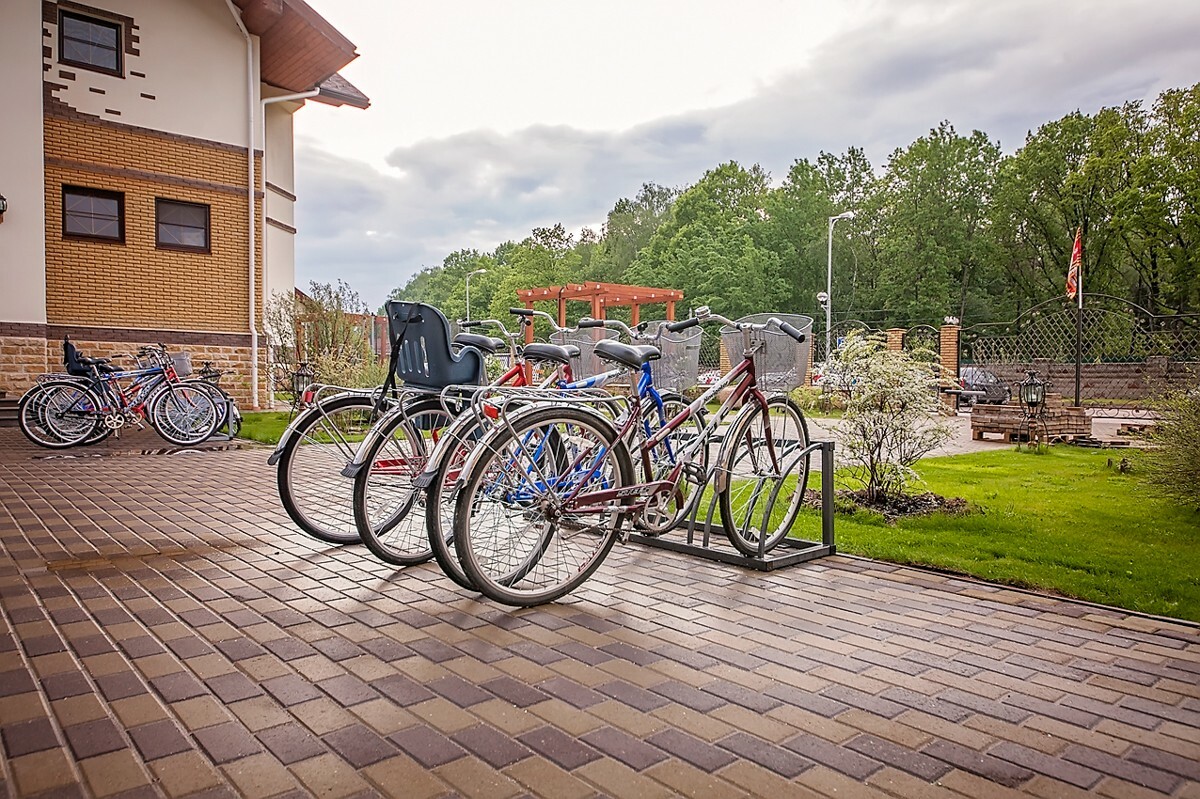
[{"left": 960, "top": 294, "right": 1200, "bottom": 416}]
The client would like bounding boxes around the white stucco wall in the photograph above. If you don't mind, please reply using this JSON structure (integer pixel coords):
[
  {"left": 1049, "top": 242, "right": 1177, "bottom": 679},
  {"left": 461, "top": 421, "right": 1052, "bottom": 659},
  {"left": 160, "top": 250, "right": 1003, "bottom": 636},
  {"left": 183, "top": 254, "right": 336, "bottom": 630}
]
[
  {"left": 44, "top": 0, "right": 259, "bottom": 148},
  {"left": 263, "top": 100, "right": 298, "bottom": 303},
  {"left": 0, "top": 0, "right": 48, "bottom": 325}
]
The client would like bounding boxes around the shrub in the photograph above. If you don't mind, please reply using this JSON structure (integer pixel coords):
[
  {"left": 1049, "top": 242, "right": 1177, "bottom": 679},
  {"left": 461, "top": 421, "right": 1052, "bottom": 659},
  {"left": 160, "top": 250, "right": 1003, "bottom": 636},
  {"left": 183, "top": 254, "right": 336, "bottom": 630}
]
[
  {"left": 820, "top": 331, "right": 952, "bottom": 503},
  {"left": 1142, "top": 388, "right": 1200, "bottom": 509}
]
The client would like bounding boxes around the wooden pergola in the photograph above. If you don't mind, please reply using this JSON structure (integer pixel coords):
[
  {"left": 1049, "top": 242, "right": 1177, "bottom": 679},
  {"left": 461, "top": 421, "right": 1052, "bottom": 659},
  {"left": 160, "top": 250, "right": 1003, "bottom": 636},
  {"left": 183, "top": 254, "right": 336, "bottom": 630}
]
[{"left": 516, "top": 282, "right": 684, "bottom": 331}]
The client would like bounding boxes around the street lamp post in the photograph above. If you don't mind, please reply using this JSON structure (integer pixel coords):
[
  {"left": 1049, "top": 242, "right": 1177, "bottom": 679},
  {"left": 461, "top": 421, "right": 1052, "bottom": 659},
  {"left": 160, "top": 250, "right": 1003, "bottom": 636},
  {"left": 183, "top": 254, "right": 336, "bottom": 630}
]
[
  {"left": 825, "top": 210, "right": 856, "bottom": 359},
  {"left": 465, "top": 268, "right": 487, "bottom": 321}
]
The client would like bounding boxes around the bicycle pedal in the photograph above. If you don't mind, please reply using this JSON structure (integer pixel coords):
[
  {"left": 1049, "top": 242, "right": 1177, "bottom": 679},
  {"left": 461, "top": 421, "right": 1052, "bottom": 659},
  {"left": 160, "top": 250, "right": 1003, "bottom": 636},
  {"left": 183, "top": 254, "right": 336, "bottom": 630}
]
[
  {"left": 681, "top": 462, "right": 707, "bottom": 482},
  {"left": 412, "top": 471, "right": 436, "bottom": 490}
]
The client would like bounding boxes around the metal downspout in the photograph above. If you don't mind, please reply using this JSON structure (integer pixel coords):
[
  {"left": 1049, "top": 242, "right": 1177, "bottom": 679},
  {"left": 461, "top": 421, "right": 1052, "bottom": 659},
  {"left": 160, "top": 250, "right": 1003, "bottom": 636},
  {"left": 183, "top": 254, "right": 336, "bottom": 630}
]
[{"left": 224, "top": 1, "right": 260, "bottom": 408}]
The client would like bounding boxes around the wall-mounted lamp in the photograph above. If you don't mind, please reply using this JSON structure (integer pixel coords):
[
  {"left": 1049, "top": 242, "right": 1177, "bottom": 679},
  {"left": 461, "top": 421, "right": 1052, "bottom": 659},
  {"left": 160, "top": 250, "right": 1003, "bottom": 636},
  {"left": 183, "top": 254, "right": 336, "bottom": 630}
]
[{"left": 0, "top": 194, "right": 8, "bottom": 223}]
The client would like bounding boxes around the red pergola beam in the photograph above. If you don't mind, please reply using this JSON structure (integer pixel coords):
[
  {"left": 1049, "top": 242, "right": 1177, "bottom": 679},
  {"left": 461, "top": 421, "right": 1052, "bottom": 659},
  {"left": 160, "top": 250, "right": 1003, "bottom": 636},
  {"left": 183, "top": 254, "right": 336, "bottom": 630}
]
[{"left": 517, "top": 282, "right": 682, "bottom": 341}]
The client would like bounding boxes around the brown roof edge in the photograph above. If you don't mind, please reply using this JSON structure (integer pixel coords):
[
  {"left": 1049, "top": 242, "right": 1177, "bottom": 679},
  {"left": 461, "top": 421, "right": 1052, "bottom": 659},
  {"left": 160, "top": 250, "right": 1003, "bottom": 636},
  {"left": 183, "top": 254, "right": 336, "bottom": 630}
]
[
  {"left": 279, "top": 0, "right": 356, "bottom": 54},
  {"left": 313, "top": 72, "right": 370, "bottom": 110}
]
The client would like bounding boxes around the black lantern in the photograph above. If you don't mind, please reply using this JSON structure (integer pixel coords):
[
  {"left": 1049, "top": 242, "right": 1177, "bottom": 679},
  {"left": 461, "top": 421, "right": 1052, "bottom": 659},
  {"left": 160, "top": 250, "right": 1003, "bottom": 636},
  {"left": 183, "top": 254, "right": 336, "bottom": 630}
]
[
  {"left": 292, "top": 362, "right": 315, "bottom": 397},
  {"left": 1019, "top": 370, "right": 1045, "bottom": 412},
  {"left": 198, "top": 361, "right": 222, "bottom": 385},
  {"left": 0, "top": 194, "right": 7, "bottom": 219}
]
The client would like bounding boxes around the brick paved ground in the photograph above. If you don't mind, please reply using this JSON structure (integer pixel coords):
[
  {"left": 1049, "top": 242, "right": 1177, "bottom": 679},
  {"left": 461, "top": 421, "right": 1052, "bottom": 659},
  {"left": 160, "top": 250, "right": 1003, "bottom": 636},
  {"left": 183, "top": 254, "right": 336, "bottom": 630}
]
[{"left": 0, "top": 428, "right": 1197, "bottom": 798}]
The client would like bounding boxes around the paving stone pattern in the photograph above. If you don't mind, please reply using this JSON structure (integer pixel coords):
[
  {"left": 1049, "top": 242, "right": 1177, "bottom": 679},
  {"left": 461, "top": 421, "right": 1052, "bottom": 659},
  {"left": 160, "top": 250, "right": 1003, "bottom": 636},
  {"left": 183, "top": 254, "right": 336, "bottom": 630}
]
[{"left": 0, "top": 429, "right": 1198, "bottom": 798}]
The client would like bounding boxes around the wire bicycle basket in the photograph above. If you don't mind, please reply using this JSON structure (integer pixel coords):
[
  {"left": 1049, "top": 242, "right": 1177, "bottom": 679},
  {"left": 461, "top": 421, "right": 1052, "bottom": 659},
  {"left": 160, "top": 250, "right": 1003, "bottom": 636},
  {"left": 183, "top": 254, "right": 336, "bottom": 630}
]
[
  {"left": 720, "top": 313, "right": 813, "bottom": 391},
  {"left": 645, "top": 321, "right": 702, "bottom": 393},
  {"left": 171, "top": 351, "right": 194, "bottom": 378},
  {"left": 551, "top": 326, "right": 618, "bottom": 381}
]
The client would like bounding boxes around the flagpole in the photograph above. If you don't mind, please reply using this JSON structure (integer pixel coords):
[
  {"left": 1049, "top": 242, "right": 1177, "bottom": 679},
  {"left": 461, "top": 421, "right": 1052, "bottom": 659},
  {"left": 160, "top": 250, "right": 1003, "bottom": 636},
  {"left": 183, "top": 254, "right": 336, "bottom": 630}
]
[{"left": 1074, "top": 228, "right": 1083, "bottom": 407}]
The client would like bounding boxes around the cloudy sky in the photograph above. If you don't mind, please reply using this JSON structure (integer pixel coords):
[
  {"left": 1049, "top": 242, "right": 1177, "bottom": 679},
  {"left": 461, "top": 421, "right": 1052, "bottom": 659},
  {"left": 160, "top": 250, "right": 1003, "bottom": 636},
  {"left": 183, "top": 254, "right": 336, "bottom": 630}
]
[{"left": 294, "top": 0, "right": 1200, "bottom": 307}]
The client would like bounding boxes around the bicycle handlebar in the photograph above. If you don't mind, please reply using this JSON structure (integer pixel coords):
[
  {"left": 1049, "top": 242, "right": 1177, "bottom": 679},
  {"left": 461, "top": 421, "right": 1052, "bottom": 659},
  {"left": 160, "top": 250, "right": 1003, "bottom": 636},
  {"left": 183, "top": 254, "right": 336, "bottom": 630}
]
[
  {"left": 460, "top": 318, "right": 520, "bottom": 340},
  {"left": 665, "top": 317, "right": 700, "bottom": 333},
  {"left": 668, "top": 307, "right": 805, "bottom": 341},
  {"left": 774, "top": 319, "right": 807, "bottom": 343},
  {"left": 508, "top": 307, "right": 569, "bottom": 333}
]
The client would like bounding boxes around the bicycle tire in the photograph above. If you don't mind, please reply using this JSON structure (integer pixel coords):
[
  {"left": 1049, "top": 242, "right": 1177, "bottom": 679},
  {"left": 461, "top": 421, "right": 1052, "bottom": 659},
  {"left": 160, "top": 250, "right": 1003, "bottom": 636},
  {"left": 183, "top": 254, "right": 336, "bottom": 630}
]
[
  {"left": 634, "top": 391, "right": 708, "bottom": 535},
  {"left": 717, "top": 394, "right": 810, "bottom": 556},
  {"left": 149, "top": 384, "right": 219, "bottom": 446},
  {"left": 424, "top": 413, "right": 488, "bottom": 589},
  {"left": 353, "top": 397, "right": 457, "bottom": 566},
  {"left": 18, "top": 381, "right": 103, "bottom": 448},
  {"left": 454, "top": 404, "right": 632, "bottom": 606},
  {"left": 276, "top": 393, "right": 379, "bottom": 544},
  {"left": 186, "top": 379, "right": 240, "bottom": 436}
]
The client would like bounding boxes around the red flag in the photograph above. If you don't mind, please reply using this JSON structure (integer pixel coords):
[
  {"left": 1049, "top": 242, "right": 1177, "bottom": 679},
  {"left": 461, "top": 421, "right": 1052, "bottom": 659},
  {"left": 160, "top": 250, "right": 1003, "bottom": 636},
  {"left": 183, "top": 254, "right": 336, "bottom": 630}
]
[{"left": 1066, "top": 227, "right": 1082, "bottom": 301}]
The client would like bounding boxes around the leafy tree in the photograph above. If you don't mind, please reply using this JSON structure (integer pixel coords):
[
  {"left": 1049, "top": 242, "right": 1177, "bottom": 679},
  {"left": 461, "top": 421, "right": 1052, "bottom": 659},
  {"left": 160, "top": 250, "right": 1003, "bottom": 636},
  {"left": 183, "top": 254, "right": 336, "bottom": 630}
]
[
  {"left": 873, "top": 121, "right": 1003, "bottom": 324},
  {"left": 627, "top": 162, "right": 785, "bottom": 317},
  {"left": 993, "top": 107, "right": 1134, "bottom": 312},
  {"left": 588, "top": 183, "right": 677, "bottom": 282},
  {"left": 1121, "top": 85, "right": 1200, "bottom": 313}
]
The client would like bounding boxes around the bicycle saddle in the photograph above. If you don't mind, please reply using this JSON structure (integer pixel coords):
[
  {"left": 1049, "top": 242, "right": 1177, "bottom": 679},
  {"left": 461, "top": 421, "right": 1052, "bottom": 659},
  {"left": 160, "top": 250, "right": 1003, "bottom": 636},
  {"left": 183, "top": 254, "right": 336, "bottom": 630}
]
[
  {"left": 522, "top": 343, "right": 576, "bottom": 366},
  {"left": 453, "top": 333, "right": 506, "bottom": 355},
  {"left": 593, "top": 340, "right": 660, "bottom": 370}
]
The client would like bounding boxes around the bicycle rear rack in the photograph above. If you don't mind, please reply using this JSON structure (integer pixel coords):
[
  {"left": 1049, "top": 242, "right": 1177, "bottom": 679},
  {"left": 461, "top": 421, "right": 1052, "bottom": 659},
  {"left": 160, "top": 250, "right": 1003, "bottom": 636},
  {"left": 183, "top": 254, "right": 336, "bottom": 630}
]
[{"left": 627, "top": 439, "right": 835, "bottom": 571}]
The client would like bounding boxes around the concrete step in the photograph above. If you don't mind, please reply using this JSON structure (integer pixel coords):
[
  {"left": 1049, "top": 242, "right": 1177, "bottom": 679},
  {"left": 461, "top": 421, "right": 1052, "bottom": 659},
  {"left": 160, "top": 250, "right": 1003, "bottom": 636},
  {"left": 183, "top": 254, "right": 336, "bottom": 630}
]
[{"left": 0, "top": 396, "right": 18, "bottom": 428}]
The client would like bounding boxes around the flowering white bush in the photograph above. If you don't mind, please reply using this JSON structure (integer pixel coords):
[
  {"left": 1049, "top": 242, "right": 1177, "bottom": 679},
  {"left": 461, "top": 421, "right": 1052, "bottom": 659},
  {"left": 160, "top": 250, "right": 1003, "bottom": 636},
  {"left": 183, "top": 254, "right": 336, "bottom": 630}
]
[{"left": 819, "top": 331, "right": 952, "bottom": 503}]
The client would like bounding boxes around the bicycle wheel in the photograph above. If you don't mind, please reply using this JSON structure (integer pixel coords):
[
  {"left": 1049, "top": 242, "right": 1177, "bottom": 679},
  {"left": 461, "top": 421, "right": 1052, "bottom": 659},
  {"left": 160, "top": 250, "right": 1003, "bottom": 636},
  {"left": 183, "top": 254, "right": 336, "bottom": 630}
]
[
  {"left": 149, "top": 384, "right": 219, "bottom": 446},
  {"left": 18, "top": 381, "right": 102, "bottom": 448},
  {"left": 425, "top": 413, "right": 489, "bottom": 589},
  {"left": 187, "top": 380, "right": 241, "bottom": 437},
  {"left": 276, "top": 394, "right": 381, "bottom": 544},
  {"left": 454, "top": 404, "right": 632, "bottom": 606},
  {"left": 718, "top": 394, "right": 810, "bottom": 556},
  {"left": 353, "top": 397, "right": 457, "bottom": 566},
  {"left": 635, "top": 391, "right": 708, "bottom": 535}
]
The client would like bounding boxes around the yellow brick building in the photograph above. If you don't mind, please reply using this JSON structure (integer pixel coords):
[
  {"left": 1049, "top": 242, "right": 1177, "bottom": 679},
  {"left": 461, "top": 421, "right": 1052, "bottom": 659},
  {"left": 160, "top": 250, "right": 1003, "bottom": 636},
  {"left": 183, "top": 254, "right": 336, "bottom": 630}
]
[{"left": 0, "top": 0, "right": 368, "bottom": 407}]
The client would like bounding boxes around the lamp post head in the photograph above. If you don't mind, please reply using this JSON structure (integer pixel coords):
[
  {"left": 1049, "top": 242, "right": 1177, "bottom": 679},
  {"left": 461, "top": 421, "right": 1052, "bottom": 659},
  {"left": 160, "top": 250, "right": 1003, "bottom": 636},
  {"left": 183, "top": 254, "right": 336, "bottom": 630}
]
[
  {"left": 830, "top": 210, "right": 856, "bottom": 223},
  {"left": 468, "top": 268, "right": 487, "bottom": 278}
]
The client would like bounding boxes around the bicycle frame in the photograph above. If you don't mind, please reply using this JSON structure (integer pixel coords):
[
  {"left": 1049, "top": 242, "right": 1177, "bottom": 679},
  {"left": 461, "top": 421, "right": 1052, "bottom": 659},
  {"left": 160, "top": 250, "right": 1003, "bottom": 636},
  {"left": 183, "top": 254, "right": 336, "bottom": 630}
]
[{"left": 516, "top": 332, "right": 777, "bottom": 519}]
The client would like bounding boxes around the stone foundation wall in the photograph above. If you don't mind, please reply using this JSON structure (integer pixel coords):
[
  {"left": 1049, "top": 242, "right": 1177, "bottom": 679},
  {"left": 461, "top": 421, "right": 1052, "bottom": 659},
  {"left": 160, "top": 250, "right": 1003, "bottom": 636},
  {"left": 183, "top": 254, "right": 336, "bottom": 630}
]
[{"left": 0, "top": 328, "right": 266, "bottom": 408}]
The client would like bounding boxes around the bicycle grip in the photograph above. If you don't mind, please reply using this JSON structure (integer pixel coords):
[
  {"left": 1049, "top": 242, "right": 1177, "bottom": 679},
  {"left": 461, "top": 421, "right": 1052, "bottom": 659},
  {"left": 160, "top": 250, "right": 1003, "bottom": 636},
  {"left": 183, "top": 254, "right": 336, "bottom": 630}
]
[
  {"left": 577, "top": 319, "right": 604, "bottom": 329},
  {"left": 509, "top": 307, "right": 535, "bottom": 317},
  {"left": 459, "top": 320, "right": 483, "bottom": 328},
  {"left": 778, "top": 321, "right": 806, "bottom": 343},
  {"left": 666, "top": 317, "right": 700, "bottom": 333}
]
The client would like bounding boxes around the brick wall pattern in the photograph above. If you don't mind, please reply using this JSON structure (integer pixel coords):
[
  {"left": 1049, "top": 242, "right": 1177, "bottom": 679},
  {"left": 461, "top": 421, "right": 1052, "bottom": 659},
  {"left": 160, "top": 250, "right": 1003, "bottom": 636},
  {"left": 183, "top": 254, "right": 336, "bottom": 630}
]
[{"left": 43, "top": 115, "right": 262, "bottom": 333}]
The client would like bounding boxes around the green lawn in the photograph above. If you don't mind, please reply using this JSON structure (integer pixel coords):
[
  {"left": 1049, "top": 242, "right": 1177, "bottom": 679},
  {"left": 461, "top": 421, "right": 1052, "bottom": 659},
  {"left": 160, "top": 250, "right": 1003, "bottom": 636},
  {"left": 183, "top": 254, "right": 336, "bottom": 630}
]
[
  {"left": 818, "top": 447, "right": 1200, "bottom": 621},
  {"left": 237, "top": 411, "right": 292, "bottom": 444}
]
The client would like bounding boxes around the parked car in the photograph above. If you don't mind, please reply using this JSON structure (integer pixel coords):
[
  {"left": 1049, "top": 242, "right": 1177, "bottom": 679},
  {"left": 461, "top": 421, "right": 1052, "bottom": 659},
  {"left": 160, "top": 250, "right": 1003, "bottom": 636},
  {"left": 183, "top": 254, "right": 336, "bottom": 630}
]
[{"left": 958, "top": 366, "right": 1012, "bottom": 406}]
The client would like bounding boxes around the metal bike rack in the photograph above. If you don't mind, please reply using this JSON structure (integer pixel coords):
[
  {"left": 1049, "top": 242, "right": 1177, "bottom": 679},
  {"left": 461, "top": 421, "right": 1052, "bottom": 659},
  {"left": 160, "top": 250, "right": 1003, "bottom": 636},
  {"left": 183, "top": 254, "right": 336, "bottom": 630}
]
[
  {"left": 206, "top": 397, "right": 240, "bottom": 443},
  {"left": 627, "top": 439, "right": 836, "bottom": 571}
]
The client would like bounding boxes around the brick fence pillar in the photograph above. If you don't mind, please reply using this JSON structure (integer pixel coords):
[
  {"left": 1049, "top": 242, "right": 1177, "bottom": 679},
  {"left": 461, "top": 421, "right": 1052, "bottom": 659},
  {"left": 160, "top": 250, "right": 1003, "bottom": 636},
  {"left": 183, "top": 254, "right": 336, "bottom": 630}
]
[
  {"left": 940, "top": 325, "right": 960, "bottom": 411},
  {"left": 886, "top": 328, "right": 905, "bottom": 351}
]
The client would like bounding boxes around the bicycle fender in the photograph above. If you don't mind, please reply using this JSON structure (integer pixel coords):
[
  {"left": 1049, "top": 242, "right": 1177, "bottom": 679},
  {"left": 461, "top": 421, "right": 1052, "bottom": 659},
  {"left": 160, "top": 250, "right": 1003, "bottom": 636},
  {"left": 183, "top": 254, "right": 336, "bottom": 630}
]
[{"left": 268, "top": 390, "right": 361, "bottom": 461}]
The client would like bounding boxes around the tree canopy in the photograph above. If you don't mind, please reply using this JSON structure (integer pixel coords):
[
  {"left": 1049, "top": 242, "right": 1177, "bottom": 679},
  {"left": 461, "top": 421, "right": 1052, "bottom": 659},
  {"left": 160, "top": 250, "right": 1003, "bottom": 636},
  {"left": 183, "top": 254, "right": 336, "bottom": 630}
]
[{"left": 384, "top": 82, "right": 1200, "bottom": 329}]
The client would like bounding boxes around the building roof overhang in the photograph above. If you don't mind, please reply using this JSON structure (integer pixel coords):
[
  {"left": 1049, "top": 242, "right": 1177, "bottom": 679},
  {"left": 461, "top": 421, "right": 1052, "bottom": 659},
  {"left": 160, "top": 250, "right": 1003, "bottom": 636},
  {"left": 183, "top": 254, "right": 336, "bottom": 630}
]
[{"left": 233, "top": 0, "right": 369, "bottom": 108}]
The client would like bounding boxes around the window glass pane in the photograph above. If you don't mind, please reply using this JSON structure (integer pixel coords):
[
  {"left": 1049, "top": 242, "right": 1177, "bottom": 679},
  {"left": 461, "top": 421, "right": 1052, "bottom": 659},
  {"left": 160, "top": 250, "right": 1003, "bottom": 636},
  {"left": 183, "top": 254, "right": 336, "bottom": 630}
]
[
  {"left": 63, "top": 17, "right": 116, "bottom": 47},
  {"left": 159, "top": 203, "right": 205, "bottom": 227},
  {"left": 64, "top": 188, "right": 121, "bottom": 240},
  {"left": 61, "top": 13, "right": 119, "bottom": 71},
  {"left": 157, "top": 201, "right": 209, "bottom": 250}
]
